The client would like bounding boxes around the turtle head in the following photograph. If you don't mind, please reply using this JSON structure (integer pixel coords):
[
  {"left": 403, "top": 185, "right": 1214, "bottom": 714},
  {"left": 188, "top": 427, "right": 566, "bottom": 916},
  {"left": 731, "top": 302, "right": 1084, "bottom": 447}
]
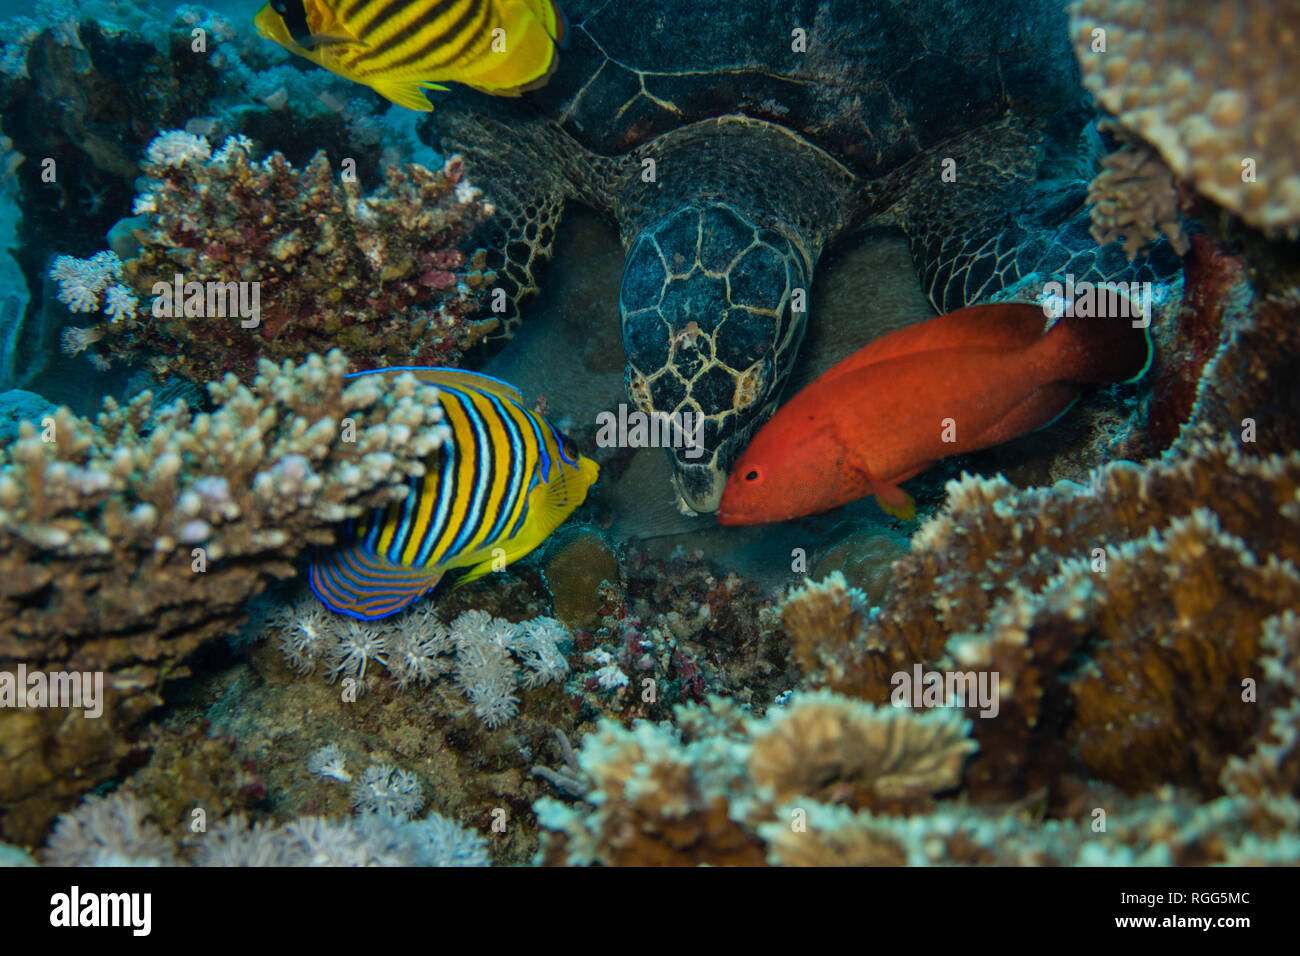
[{"left": 619, "top": 203, "right": 809, "bottom": 515}]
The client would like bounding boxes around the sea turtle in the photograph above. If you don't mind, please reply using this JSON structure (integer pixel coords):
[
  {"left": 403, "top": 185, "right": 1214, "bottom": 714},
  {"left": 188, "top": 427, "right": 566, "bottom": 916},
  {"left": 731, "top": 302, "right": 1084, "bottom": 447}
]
[{"left": 427, "top": 0, "right": 1179, "bottom": 514}]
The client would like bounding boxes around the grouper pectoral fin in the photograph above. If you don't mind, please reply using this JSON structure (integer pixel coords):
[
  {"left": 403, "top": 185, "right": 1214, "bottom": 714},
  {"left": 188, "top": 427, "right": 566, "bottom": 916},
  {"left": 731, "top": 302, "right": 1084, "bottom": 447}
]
[{"left": 870, "top": 478, "right": 916, "bottom": 522}]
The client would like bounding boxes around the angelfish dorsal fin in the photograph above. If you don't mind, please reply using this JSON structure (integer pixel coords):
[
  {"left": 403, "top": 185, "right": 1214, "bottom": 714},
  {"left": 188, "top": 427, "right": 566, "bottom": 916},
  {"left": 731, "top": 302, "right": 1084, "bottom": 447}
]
[{"left": 345, "top": 366, "right": 525, "bottom": 404}]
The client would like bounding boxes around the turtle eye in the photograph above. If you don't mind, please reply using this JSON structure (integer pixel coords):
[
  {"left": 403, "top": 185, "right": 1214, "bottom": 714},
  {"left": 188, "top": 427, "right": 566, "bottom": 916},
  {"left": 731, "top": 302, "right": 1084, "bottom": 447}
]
[{"left": 744, "top": 468, "right": 760, "bottom": 482}]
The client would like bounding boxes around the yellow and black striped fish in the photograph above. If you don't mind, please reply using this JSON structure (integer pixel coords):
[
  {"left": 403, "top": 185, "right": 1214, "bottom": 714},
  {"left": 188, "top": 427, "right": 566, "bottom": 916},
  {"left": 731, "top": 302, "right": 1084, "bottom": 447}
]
[
  {"left": 254, "top": 0, "right": 566, "bottom": 111},
  {"left": 310, "top": 366, "right": 598, "bottom": 619}
]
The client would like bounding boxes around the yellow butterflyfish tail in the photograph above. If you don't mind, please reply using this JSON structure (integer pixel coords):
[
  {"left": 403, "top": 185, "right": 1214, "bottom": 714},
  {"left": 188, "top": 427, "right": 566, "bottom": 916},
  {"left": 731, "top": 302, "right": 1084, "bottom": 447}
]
[
  {"left": 256, "top": 0, "right": 564, "bottom": 111},
  {"left": 452, "top": 0, "right": 564, "bottom": 95}
]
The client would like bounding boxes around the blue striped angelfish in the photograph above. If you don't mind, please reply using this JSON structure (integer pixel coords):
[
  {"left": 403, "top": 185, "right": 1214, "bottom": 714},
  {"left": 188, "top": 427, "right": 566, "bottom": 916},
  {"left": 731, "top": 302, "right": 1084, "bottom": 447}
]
[
  {"left": 254, "top": 0, "right": 567, "bottom": 112},
  {"left": 310, "top": 367, "right": 598, "bottom": 619}
]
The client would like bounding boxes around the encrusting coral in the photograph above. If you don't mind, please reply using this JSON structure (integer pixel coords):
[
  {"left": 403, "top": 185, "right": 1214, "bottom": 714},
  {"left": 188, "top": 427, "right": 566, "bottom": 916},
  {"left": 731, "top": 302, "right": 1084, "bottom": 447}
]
[
  {"left": 51, "top": 131, "right": 497, "bottom": 383},
  {"left": 1069, "top": 0, "right": 1300, "bottom": 236},
  {"left": 0, "top": 350, "right": 452, "bottom": 843}
]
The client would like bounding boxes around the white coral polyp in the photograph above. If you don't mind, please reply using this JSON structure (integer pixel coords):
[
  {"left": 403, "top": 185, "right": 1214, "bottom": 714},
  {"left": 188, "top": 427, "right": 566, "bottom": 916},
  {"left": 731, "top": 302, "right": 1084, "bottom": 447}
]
[{"left": 146, "top": 129, "right": 212, "bottom": 168}]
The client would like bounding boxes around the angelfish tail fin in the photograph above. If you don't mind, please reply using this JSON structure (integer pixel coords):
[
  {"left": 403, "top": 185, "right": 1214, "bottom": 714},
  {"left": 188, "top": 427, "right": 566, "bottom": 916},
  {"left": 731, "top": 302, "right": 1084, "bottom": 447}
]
[{"left": 309, "top": 543, "right": 441, "bottom": 620}]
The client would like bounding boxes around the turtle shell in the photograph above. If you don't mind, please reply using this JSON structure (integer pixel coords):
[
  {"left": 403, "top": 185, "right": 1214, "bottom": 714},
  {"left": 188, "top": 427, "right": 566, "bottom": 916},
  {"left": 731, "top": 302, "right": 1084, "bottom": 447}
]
[{"left": 529, "top": 0, "right": 1086, "bottom": 177}]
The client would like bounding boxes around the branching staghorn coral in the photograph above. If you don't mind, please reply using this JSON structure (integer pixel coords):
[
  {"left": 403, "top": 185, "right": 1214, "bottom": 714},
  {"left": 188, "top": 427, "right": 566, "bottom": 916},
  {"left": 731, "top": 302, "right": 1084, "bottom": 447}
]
[
  {"left": 0, "top": 350, "right": 452, "bottom": 843},
  {"left": 1069, "top": 0, "right": 1300, "bottom": 235},
  {"left": 51, "top": 131, "right": 497, "bottom": 383}
]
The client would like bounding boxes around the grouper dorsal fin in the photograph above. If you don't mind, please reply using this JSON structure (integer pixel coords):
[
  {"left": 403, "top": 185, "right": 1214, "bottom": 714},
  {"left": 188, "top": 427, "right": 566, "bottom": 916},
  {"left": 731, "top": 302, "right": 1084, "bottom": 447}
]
[{"left": 817, "top": 302, "right": 1050, "bottom": 388}]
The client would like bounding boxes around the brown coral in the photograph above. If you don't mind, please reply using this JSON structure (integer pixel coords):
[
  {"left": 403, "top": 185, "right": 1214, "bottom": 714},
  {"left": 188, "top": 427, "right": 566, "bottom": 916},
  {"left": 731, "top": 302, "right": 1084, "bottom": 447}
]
[
  {"left": 777, "top": 275, "right": 1300, "bottom": 805},
  {"left": 537, "top": 713, "right": 765, "bottom": 866},
  {"left": 0, "top": 350, "right": 450, "bottom": 842},
  {"left": 536, "top": 691, "right": 978, "bottom": 866},
  {"left": 1087, "top": 134, "right": 1190, "bottom": 260},
  {"left": 782, "top": 438, "right": 1300, "bottom": 800},
  {"left": 747, "top": 690, "right": 975, "bottom": 812},
  {"left": 79, "top": 139, "right": 497, "bottom": 383},
  {"left": 1069, "top": 0, "right": 1300, "bottom": 234},
  {"left": 538, "top": 689, "right": 1300, "bottom": 866}
]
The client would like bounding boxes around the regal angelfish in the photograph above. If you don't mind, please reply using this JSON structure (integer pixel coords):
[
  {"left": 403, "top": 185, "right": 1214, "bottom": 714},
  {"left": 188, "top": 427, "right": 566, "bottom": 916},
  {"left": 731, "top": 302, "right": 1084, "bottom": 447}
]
[{"left": 310, "top": 367, "right": 598, "bottom": 619}]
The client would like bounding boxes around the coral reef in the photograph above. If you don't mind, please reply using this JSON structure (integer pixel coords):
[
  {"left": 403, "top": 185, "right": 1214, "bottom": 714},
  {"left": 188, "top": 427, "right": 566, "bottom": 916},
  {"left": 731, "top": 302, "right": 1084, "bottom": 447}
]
[
  {"left": 0, "top": 351, "right": 451, "bottom": 843},
  {"left": 536, "top": 689, "right": 1300, "bottom": 866},
  {"left": 564, "top": 549, "right": 792, "bottom": 721},
  {"left": 52, "top": 133, "right": 497, "bottom": 383},
  {"left": 7, "top": 0, "right": 1299, "bottom": 871},
  {"left": 22, "top": 535, "right": 788, "bottom": 865},
  {"left": 0, "top": 1, "right": 445, "bottom": 402},
  {"left": 776, "top": 269, "right": 1300, "bottom": 808},
  {"left": 533, "top": 691, "right": 968, "bottom": 865},
  {"left": 781, "top": 433, "right": 1300, "bottom": 800},
  {"left": 1069, "top": 0, "right": 1300, "bottom": 235}
]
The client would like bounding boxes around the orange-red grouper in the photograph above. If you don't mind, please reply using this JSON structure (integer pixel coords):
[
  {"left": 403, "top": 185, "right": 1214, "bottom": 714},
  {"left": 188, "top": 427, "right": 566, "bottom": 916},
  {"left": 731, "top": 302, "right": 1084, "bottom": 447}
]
[{"left": 717, "top": 302, "right": 1152, "bottom": 525}]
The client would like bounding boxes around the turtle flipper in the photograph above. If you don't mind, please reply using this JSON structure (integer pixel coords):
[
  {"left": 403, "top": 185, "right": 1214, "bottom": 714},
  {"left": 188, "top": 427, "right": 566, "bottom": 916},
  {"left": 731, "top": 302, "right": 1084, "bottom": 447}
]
[
  {"left": 477, "top": 186, "right": 568, "bottom": 339},
  {"left": 888, "top": 116, "right": 1182, "bottom": 313},
  {"left": 430, "top": 99, "right": 609, "bottom": 338},
  {"left": 886, "top": 116, "right": 1043, "bottom": 312}
]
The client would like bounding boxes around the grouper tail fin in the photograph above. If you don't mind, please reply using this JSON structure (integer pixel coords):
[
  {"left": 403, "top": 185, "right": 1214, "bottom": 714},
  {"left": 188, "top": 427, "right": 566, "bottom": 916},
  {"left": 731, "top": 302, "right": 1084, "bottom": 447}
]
[{"left": 1045, "top": 310, "right": 1153, "bottom": 385}]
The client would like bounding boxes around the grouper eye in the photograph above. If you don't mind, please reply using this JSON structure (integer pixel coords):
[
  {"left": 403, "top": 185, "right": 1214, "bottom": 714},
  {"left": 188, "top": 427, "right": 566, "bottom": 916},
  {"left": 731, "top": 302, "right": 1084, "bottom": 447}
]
[{"left": 744, "top": 468, "right": 760, "bottom": 482}]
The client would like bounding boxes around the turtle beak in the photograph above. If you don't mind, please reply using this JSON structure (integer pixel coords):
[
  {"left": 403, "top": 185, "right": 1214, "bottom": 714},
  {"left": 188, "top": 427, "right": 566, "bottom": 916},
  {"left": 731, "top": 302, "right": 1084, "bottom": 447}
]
[{"left": 672, "top": 460, "right": 726, "bottom": 514}]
